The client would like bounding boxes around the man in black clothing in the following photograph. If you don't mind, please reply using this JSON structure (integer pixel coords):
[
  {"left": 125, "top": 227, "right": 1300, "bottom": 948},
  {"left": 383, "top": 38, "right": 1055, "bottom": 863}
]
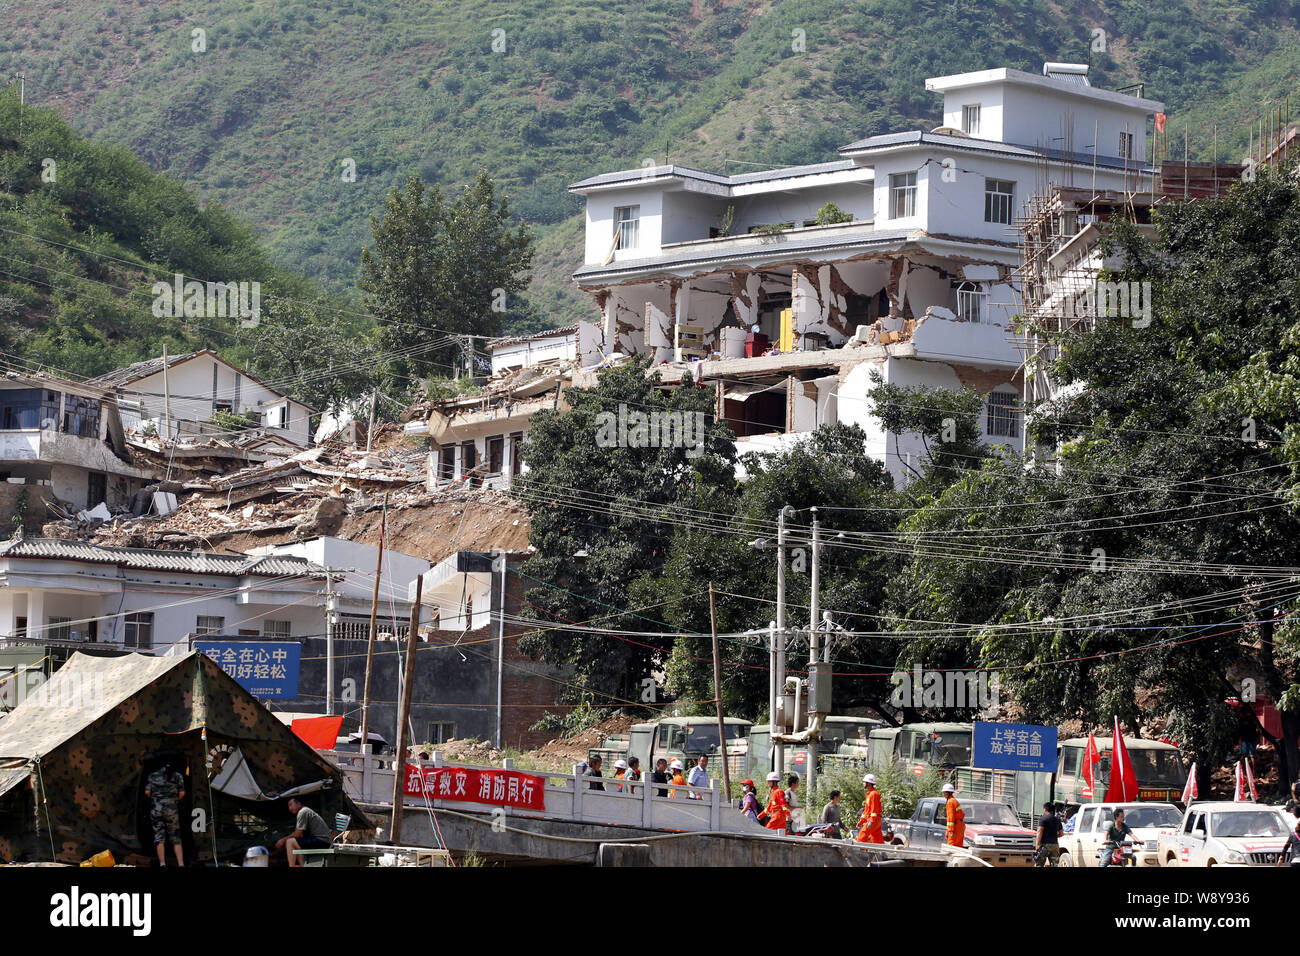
[
  {"left": 1280, "top": 817, "right": 1300, "bottom": 866},
  {"left": 587, "top": 754, "right": 605, "bottom": 791},
  {"left": 651, "top": 757, "right": 669, "bottom": 797},
  {"left": 1035, "top": 801, "right": 1064, "bottom": 866}
]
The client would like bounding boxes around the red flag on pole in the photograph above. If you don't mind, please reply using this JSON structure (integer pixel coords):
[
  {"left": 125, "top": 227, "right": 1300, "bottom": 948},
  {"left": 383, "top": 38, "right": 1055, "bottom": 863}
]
[
  {"left": 291, "top": 714, "right": 345, "bottom": 750},
  {"left": 1244, "top": 758, "right": 1258, "bottom": 802},
  {"left": 1180, "top": 762, "right": 1198, "bottom": 805},
  {"left": 1234, "top": 761, "right": 1245, "bottom": 802},
  {"left": 1155, "top": 113, "right": 1167, "bottom": 133},
  {"left": 1105, "top": 717, "right": 1139, "bottom": 802},
  {"left": 1082, "top": 732, "right": 1102, "bottom": 800}
]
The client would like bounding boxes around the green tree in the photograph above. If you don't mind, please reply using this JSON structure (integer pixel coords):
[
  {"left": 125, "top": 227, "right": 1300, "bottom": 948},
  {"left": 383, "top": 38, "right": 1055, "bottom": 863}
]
[
  {"left": 358, "top": 172, "right": 534, "bottom": 388},
  {"left": 514, "top": 359, "right": 736, "bottom": 704}
]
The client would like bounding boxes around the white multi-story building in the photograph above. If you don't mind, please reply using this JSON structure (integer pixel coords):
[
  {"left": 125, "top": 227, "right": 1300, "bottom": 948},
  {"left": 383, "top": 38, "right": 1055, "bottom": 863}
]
[{"left": 425, "top": 63, "right": 1164, "bottom": 484}]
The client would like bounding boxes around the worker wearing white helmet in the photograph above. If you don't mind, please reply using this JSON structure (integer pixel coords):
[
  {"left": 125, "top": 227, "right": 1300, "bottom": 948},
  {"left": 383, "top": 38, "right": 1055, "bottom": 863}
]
[
  {"left": 668, "top": 759, "right": 686, "bottom": 798},
  {"left": 763, "top": 771, "right": 791, "bottom": 832},
  {"left": 857, "top": 773, "right": 884, "bottom": 843},
  {"left": 613, "top": 759, "right": 628, "bottom": 791},
  {"left": 942, "top": 782, "right": 955, "bottom": 793}
]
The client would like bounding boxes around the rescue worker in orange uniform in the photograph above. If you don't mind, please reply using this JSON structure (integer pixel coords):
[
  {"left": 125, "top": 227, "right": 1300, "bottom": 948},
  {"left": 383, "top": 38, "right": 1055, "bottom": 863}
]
[
  {"left": 763, "top": 771, "right": 791, "bottom": 832},
  {"left": 612, "top": 759, "right": 628, "bottom": 792},
  {"left": 668, "top": 758, "right": 686, "bottom": 798},
  {"left": 943, "top": 782, "right": 966, "bottom": 848},
  {"left": 856, "top": 773, "right": 884, "bottom": 843}
]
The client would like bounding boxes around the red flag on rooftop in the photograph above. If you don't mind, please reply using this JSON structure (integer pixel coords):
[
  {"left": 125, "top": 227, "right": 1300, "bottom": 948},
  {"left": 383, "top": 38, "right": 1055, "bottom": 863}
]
[
  {"left": 1155, "top": 112, "right": 1167, "bottom": 133},
  {"left": 1104, "top": 717, "right": 1139, "bottom": 803}
]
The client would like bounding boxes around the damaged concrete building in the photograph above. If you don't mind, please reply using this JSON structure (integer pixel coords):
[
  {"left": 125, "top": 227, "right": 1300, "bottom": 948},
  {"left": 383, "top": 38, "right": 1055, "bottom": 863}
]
[
  {"left": 0, "top": 371, "right": 154, "bottom": 530},
  {"left": 421, "top": 62, "right": 1166, "bottom": 484}
]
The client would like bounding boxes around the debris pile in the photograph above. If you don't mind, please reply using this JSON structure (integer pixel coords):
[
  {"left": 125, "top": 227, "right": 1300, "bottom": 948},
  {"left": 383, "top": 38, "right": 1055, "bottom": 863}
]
[{"left": 38, "top": 432, "right": 530, "bottom": 562}]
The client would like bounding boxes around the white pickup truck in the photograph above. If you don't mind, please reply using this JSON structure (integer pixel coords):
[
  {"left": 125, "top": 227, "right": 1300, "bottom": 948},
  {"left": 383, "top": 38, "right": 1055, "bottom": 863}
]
[
  {"left": 1160, "top": 801, "right": 1291, "bottom": 867},
  {"left": 1058, "top": 802, "right": 1181, "bottom": 867}
]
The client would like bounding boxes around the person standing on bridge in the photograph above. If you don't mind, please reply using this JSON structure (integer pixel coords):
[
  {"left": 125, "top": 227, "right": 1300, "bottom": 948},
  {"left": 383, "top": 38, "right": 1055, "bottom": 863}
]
[
  {"left": 668, "top": 759, "right": 686, "bottom": 798},
  {"left": 612, "top": 759, "right": 628, "bottom": 791},
  {"left": 740, "top": 779, "right": 761, "bottom": 824},
  {"left": 943, "top": 783, "right": 966, "bottom": 848},
  {"left": 763, "top": 771, "right": 791, "bottom": 833},
  {"left": 652, "top": 758, "right": 669, "bottom": 797},
  {"left": 687, "top": 755, "right": 709, "bottom": 800},
  {"left": 857, "top": 774, "right": 884, "bottom": 843},
  {"left": 587, "top": 755, "right": 606, "bottom": 791}
]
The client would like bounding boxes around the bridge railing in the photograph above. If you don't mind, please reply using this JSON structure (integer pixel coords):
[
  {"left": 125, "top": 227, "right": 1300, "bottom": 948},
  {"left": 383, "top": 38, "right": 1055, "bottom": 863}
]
[{"left": 323, "top": 750, "right": 760, "bottom": 834}]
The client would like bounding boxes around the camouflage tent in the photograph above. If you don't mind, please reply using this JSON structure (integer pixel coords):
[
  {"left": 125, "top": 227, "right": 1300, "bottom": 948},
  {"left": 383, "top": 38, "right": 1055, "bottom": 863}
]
[{"left": 0, "top": 651, "right": 369, "bottom": 865}]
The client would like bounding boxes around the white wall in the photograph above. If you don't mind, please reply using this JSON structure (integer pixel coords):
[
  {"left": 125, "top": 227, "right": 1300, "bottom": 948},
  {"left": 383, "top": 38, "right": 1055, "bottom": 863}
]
[
  {"left": 584, "top": 188, "right": 665, "bottom": 263},
  {"left": 120, "top": 354, "right": 312, "bottom": 444}
]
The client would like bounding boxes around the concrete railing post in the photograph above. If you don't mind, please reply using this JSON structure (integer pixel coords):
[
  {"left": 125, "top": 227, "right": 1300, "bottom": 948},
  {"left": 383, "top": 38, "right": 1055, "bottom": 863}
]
[
  {"left": 710, "top": 779, "right": 720, "bottom": 830},
  {"left": 360, "top": 747, "right": 372, "bottom": 803},
  {"left": 571, "top": 764, "right": 584, "bottom": 821},
  {"left": 642, "top": 771, "right": 654, "bottom": 827}
]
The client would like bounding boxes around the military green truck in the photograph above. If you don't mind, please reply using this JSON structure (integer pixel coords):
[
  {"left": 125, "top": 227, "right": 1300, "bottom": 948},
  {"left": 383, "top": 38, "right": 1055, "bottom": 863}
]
[
  {"left": 823, "top": 722, "right": 974, "bottom": 777},
  {"left": 747, "top": 716, "right": 883, "bottom": 779},
  {"left": 588, "top": 716, "right": 752, "bottom": 775}
]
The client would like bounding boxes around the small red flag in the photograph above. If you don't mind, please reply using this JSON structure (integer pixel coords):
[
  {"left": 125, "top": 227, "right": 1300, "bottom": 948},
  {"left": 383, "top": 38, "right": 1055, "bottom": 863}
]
[
  {"left": 1082, "top": 732, "right": 1102, "bottom": 800},
  {"left": 1155, "top": 113, "right": 1167, "bottom": 133},
  {"left": 1180, "top": 762, "right": 1198, "bottom": 804}
]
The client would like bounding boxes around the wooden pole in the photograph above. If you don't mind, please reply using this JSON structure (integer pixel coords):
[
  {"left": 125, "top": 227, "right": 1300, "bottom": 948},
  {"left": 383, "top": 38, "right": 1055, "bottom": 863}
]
[
  {"left": 708, "top": 583, "right": 731, "bottom": 802},
  {"left": 389, "top": 574, "right": 423, "bottom": 844},
  {"left": 359, "top": 492, "right": 388, "bottom": 753}
]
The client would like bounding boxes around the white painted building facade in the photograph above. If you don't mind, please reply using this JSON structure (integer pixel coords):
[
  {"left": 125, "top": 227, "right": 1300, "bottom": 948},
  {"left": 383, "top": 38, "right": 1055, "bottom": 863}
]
[
  {"left": 0, "top": 538, "right": 332, "bottom": 652},
  {"left": 91, "top": 349, "right": 314, "bottom": 446},
  {"left": 564, "top": 63, "right": 1163, "bottom": 482}
]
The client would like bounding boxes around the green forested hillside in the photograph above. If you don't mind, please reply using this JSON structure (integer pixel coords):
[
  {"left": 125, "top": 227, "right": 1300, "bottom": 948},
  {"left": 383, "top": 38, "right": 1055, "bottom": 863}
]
[{"left": 2, "top": 0, "right": 1299, "bottom": 331}]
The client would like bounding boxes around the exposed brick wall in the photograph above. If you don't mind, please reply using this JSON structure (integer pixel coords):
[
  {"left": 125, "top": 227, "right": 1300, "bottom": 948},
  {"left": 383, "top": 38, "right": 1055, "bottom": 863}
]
[{"left": 950, "top": 363, "right": 1022, "bottom": 395}]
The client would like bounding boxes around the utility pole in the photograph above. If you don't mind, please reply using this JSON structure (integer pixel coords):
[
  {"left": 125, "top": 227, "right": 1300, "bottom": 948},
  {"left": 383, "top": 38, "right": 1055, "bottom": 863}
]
[
  {"left": 389, "top": 575, "right": 423, "bottom": 845},
  {"left": 162, "top": 344, "right": 171, "bottom": 441},
  {"left": 494, "top": 552, "right": 507, "bottom": 750},
  {"left": 774, "top": 504, "right": 794, "bottom": 776},
  {"left": 807, "top": 507, "right": 822, "bottom": 800},
  {"left": 708, "top": 583, "right": 731, "bottom": 802},
  {"left": 365, "top": 388, "right": 377, "bottom": 454},
  {"left": 359, "top": 494, "right": 388, "bottom": 753},
  {"left": 324, "top": 570, "right": 336, "bottom": 716}
]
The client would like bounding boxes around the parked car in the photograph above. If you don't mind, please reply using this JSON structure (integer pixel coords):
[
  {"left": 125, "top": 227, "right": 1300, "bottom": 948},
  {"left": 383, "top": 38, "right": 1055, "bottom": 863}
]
[
  {"left": 889, "top": 796, "right": 1036, "bottom": 866},
  {"left": 1160, "top": 801, "right": 1291, "bottom": 867},
  {"left": 1057, "top": 802, "right": 1181, "bottom": 867}
]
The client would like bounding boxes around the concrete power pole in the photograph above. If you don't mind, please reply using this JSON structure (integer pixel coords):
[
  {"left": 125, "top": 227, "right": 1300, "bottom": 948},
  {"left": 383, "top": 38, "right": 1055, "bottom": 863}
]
[{"left": 774, "top": 504, "right": 794, "bottom": 776}]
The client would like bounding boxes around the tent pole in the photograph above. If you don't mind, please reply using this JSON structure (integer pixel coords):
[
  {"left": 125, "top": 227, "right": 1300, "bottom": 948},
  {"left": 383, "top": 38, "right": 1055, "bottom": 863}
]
[{"left": 359, "top": 494, "right": 388, "bottom": 754}]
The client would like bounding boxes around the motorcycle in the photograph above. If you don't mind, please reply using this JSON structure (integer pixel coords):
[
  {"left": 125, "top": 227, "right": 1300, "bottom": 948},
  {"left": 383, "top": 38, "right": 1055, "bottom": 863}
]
[{"left": 1098, "top": 839, "right": 1136, "bottom": 867}]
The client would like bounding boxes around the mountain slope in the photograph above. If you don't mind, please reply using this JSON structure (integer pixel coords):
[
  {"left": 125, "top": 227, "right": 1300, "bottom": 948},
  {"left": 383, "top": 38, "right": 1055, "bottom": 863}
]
[{"left": 3, "top": 0, "right": 1298, "bottom": 328}]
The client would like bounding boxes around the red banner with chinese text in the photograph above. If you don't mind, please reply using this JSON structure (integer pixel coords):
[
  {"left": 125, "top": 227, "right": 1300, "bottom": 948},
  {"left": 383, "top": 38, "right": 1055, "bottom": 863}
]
[{"left": 404, "top": 765, "right": 546, "bottom": 811}]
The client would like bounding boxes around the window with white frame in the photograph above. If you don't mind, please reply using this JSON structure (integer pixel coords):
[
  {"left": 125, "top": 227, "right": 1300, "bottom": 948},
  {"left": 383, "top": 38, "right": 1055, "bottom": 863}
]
[
  {"left": 124, "top": 612, "right": 154, "bottom": 650},
  {"left": 1119, "top": 132, "right": 1134, "bottom": 159},
  {"left": 986, "top": 391, "right": 1021, "bottom": 439},
  {"left": 263, "top": 620, "right": 291, "bottom": 639},
  {"left": 889, "top": 172, "right": 917, "bottom": 219},
  {"left": 961, "top": 104, "right": 981, "bottom": 136},
  {"left": 955, "top": 281, "right": 983, "bottom": 324},
  {"left": 614, "top": 205, "right": 640, "bottom": 251},
  {"left": 196, "top": 615, "right": 225, "bottom": 636},
  {"left": 984, "top": 178, "right": 1014, "bottom": 224}
]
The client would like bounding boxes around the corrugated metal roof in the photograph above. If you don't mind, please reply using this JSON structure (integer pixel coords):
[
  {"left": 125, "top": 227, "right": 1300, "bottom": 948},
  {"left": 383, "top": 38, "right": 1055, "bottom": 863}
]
[{"left": 0, "top": 537, "right": 326, "bottom": 577}]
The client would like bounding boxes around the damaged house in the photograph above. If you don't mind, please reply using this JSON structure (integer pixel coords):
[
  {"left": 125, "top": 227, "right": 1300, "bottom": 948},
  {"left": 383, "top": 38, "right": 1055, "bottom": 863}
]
[
  {"left": 0, "top": 371, "right": 154, "bottom": 531},
  {"left": 422, "top": 62, "right": 1166, "bottom": 485}
]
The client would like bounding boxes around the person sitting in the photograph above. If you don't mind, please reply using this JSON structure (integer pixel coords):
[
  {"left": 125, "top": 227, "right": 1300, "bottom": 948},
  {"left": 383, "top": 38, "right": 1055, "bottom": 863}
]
[{"left": 276, "top": 797, "right": 333, "bottom": 868}]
